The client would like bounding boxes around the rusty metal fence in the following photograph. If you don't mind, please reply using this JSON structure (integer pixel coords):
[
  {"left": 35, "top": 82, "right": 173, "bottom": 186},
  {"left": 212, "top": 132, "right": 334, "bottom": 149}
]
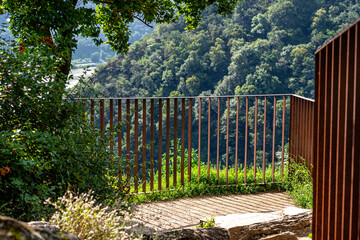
[
  {"left": 84, "top": 94, "right": 294, "bottom": 193},
  {"left": 313, "top": 19, "right": 360, "bottom": 240},
  {"left": 289, "top": 95, "right": 315, "bottom": 169}
]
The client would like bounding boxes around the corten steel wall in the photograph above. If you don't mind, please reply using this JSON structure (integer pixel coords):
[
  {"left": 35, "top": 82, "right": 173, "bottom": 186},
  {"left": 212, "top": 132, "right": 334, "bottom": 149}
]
[
  {"left": 313, "top": 19, "right": 360, "bottom": 239},
  {"left": 289, "top": 95, "right": 314, "bottom": 169}
]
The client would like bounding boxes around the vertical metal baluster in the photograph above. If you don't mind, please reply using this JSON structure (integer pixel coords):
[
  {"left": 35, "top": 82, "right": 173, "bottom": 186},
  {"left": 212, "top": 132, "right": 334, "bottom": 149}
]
[
  {"left": 181, "top": 98, "right": 186, "bottom": 186},
  {"left": 281, "top": 96, "right": 286, "bottom": 178},
  {"left": 188, "top": 98, "right": 193, "bottom": 183},
  {"left": 158, "top": 99, "right": 163, "bottom": 191},
  {"left": 126, "top": 99, "right": 131, "bottom": 185},
  {"left": 134, "top": 100, "right": 139, "bottom": 193},
  {"left": 263, "top": 97, "right": 267, "bottom": 184},
  {"left": 217, "top": 97, "right": 220, "bottom": 185},
  {"left": 110, "top": 99, "right": 114, "bottom": 167},
  {"left": 207, "top": 98, "right": 211, "bottom": 184},
  {"left": 91, "top": 99, "right": 95, "bottom": 128},
  {"left": 150, "top": 100, "right": 154, "bottom": 191},
  {"left": 118, "top": 99, "right": 122, "bottom": 179},
  {"left": 166, "top": 99, "right": 170, "bottom": 188},
  {"left": 226, "top": 97, "right": 230, "bottom": 185},
  {"left": 198, "top": 98, "right": 202, "bottom": 182},
  {"left": 254, "top": 96, "right": 258, "bottom": 183},
  {"left": 272, "top": 96, "right": 277, "bottom": 183},
  {"left": 173, "top": 99, "right": 178, "bottom": 187},
  {"left": 235, "top": 97, "right": 239, "bottom": 184},
  {"left": 100, "top": 99, "right": 105, "bottom": 140},
  {"left": 142, "top": 99, "right": 147, "bottom": 193},
  {"left": 244, "top": 97, "right": 249, "bottom": 184}
]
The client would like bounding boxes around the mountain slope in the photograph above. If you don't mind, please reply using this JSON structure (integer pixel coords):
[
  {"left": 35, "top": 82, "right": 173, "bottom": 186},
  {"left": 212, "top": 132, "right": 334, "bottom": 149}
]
[{"left": 90, "top": 0, "right": 360, "bottom": 99}]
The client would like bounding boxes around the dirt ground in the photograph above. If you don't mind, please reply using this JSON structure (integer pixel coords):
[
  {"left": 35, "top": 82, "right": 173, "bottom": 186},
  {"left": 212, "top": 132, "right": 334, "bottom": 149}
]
[{"left": 131, "top": 191, "right": 296, "bottom": 232}]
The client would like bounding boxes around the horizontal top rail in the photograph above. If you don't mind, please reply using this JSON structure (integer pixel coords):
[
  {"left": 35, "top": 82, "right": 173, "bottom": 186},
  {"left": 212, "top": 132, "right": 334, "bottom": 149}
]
[
  {"left": 315, "top": 18, "right": 360, "bottom": 54},
  {"left": 291, "top": 94, "right": 315, "bottom": 102},
  {"left": 72, "top": 93, "right": 296, "bottom": 100}
]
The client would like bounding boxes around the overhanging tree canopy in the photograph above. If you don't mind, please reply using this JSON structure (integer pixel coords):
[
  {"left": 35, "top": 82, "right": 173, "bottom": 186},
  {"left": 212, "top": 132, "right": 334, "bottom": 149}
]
[{"left": 0, "top": 0, "right": 241, "bottom": 77}]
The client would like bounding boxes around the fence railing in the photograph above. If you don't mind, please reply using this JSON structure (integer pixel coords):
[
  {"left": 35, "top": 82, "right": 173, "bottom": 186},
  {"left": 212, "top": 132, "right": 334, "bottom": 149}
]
[
  {"left": 289, "top": 95, "right": 315, "bottom": 169},
  {"left": 80, "top": 93, "right": 313, "bottom": 194}
]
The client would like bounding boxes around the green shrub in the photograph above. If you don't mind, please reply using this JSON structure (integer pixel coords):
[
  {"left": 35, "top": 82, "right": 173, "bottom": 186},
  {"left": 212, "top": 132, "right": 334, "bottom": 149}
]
[
  {"left": 47, "top": 190, "right": 128, "bottom": 240},
  {"left": 0, "top": 30, "right": 127, "bottom": 220},
  {"left": 283, "top": 159, "right": 313, "bottom": 209}
]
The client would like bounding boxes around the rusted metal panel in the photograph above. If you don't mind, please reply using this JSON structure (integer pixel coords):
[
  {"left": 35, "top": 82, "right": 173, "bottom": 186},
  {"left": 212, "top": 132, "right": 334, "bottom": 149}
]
[
  {"left": 289, "top": 95, "right": 315, "bottom": 168},
  {"left": 313, "top": 53, "right": 319, "bottom": 240},
  {"left": 341, "top": 27, "right": 355, "bottom": 240},
  {"left": 321, "top": 44, "right": 331, "bottom": 238},
  {"left": 349, "top": 23, "right": 360, "bottom": 240},
  {"left": 313, "top": 19, "right": 360, "bottom": 240},
  {"left": 327, "top": 37, "right": 339, "bottom": 239},
  {"left": 334, "top": 33, "right": 347, "bottom": 240}
]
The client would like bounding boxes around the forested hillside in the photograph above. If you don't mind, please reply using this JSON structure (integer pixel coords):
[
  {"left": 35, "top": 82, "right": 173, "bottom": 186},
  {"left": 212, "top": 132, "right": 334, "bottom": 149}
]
[
  {"left": 90, "top": 0, "right": 360, "bottom": 99},
  {"left": 83, "top": 0, "right": 360, "bottom": 170}
]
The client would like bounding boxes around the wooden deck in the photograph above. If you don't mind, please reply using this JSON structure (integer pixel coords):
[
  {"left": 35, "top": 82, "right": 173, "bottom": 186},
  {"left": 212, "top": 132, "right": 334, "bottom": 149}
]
[{"left": 131, "top": 191, "right": 296, "bottom": 232}]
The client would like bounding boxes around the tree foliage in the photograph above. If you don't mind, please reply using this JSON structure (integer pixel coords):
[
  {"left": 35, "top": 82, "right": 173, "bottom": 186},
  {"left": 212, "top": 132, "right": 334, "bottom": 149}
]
[
  {"left": 89, "top": 0, "right": 360, "bottom": 99},
  {"left": 1, "top": 0, "right": 242, "bottom": 77},
  {"left": 85, "top": 0, "right": 360, "bottom": 170},
  {"left": 0, "top": 31, "right": 124, "bottom": 221}
]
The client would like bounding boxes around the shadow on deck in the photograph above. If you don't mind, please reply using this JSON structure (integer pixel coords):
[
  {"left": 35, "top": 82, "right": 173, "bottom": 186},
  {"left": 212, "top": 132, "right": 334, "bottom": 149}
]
[{"left": 131, "top": 191, "right": 295, "bottom": 232}]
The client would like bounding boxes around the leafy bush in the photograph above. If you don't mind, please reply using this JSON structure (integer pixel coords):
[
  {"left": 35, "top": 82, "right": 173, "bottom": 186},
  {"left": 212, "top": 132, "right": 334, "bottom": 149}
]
[
  {"left": 0, "top": 29, "right": 127, "bottom": 220},
  {"left": 283, "top": 159, "right": 313, "bottom": 209},
  {"left": 47, "top": 190, "right": 127, "bottom": 240}
]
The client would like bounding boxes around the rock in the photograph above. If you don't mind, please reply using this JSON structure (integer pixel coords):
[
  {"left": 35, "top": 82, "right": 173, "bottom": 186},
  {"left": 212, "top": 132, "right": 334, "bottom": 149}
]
[
  {"left": 151, "top": 227, "right": 231, "bottom": 240},
  {"left": 260, "top": 231, "right": 298, "bottom": 240},
  {"left": 202, "top": 207, "right": 312, "bottom": 240},
  {"left": 0, "top": 215, "right": 81, "bottom": 240},
  {"left": 149, "top": 207, "right": 311, "bottom": 240}
]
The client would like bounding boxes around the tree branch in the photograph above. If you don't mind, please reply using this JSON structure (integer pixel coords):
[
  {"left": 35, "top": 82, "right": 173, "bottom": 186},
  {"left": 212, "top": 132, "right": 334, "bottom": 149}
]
[{"left": 133, "top": 15, "right": 153, "bottom": 28}]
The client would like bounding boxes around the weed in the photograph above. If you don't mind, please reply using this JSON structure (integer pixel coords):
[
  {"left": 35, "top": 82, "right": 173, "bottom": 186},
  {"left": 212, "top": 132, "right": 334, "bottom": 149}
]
[
  {"left": 196, "top": 216, "right": 215, "bottom": 228},
  {"left": 283, "top": 159, "right": 313, "bottom": 209},
  {"left": 46, "top": 190, "right": 130, "bottom": 240}
]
